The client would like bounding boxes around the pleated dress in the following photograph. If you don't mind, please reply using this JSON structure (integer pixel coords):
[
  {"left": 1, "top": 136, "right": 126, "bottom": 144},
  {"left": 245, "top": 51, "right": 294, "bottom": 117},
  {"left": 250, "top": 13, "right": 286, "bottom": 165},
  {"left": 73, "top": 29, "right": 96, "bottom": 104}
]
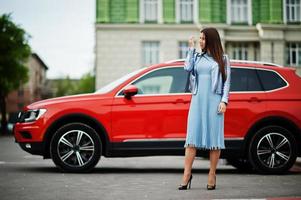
[{"left": 184, "top": 53, "right": 225, "bottom": 150}]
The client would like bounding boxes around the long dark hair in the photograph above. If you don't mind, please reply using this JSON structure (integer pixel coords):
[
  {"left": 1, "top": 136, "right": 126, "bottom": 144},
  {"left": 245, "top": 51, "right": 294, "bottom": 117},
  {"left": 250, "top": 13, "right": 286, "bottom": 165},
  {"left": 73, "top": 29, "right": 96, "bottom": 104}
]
[{"left": 200, "top": 27, "right": 226, "bottom": 82}]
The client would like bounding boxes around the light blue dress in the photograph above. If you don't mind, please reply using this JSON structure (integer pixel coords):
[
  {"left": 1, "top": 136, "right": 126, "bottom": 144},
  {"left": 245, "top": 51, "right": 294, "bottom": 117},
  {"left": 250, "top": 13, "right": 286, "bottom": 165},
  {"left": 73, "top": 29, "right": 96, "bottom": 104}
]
[{"left": 184, "top": 53, "right": 225, "bottom": 150}]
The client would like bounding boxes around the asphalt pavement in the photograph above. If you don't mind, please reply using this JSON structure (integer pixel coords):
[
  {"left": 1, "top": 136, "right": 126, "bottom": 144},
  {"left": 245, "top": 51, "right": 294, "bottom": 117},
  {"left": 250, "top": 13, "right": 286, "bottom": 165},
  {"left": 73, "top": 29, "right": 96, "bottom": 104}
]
[{"left": 0, "top": 135, "right": 300, "bottom": 200}]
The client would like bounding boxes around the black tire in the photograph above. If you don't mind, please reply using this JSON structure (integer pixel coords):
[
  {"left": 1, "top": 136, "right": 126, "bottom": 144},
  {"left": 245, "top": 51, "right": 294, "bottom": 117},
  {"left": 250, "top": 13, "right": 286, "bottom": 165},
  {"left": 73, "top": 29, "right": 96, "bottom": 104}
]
[
  {"left": 226, "top": 158, "right": 254, "bottom": 172},
  {"left": 50, "top": 123, "right": 102, "bottom": 172},
  {"left": 248, "top": 126, "right": 297, "bottom": 174}
]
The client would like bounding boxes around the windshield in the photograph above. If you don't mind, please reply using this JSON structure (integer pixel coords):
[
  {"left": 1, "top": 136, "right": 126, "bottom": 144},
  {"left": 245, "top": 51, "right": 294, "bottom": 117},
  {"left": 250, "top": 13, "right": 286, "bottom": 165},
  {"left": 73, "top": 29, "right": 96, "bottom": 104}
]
[{"left": 95, "top": 67, "right": 147, "bottom": 94}]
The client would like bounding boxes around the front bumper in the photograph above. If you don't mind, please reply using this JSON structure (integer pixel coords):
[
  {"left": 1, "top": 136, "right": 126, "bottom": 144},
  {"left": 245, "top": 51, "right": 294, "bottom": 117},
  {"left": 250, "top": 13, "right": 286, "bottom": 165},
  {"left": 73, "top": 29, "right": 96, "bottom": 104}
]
[
  {"left": 14, "top": 120, "right": 47, "bottom": 157},
  {"left": 14, "top": 120, "right": 45, "bottom": 142},
  {"left": 18, "top": 142, "right": 44, "bottom": 156}
]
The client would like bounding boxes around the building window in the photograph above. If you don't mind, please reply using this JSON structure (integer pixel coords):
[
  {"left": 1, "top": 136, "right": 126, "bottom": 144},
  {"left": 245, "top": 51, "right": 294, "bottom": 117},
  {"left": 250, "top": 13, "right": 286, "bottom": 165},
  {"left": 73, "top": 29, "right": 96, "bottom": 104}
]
[
  {"left": 285, "top": 0, "right": 301, "bottom": 22},
  {"left": 142, "top": 41, "right": 160, "bottom": 66},
  {"left": 140, "top": 0, "right": 162, "bottom": 23},
  {"left": 286, "top": 42, "right": 301, "bottom": 66},
  {"left": 176, "top": 0, "right": 197, "bottom": 23},
  {"left": 179, "top": 41, "right": 189, "bottom": 58},
  {"left": 232, "top": 43, "right": 248, "bottom": 60},
  {"left": 231, "top": 0, "right": 248, "bottom": 23},
  {"left": 226, "top": 42, "right": 259, "bottom": 61},
  {"left": 179, "top": 0, "right": 194, "bottom": 22},
  {"left": 228, "top": 0, "right": 250, "bottom": 24},
  {"left": 145, "top": 0, "right": 158, "bottom": 22}
]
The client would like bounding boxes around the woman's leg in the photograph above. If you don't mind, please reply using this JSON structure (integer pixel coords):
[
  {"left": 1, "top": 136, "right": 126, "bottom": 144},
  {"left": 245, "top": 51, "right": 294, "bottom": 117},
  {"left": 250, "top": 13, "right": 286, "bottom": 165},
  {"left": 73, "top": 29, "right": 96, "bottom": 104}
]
[
  {"left": 208, "top": 149, "right": 221, "bottom": 185},
  {"left": 181, "top": 146, "right": 196, "bottom": 184}
]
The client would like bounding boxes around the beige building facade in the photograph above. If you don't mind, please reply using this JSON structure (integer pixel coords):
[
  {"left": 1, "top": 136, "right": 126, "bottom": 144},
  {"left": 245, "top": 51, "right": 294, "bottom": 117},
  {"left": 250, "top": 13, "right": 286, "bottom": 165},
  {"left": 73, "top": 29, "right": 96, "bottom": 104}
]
[{"left": 95, "top": 0, "right": 301, "bottom": 89}]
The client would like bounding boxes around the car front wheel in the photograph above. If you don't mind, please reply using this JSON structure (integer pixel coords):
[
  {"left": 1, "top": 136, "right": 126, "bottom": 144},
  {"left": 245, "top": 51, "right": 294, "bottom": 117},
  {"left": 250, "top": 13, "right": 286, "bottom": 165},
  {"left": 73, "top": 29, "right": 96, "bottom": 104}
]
[
  {"left": 50, "top": 123, "right": 102, "bottom": 172},
  {"left": 249, "top": 126, "right": 297, "bottom": 174}
]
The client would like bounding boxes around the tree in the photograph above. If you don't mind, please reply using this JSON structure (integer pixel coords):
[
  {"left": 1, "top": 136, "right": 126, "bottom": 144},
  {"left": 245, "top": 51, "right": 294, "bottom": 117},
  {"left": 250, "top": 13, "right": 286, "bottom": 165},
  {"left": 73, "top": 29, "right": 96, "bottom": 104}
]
[
  {"left": 0, "top": 14, "right": 31, "bottom": 134},
  {"left": 54, "top": 72, "right": 95, "bottom": 97},
  {"left": 55, "top": 76, "right": 77, "bottom": 97},
  {"left": 74, "top": 72, "right": 95, "bottom": 94}
]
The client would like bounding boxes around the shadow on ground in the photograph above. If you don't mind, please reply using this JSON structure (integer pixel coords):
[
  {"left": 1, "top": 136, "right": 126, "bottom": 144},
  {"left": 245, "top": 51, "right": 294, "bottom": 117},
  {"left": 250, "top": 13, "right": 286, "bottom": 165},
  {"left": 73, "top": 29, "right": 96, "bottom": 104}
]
[{"left": 11, "top": 166, "right": 301, "bottom": 176}]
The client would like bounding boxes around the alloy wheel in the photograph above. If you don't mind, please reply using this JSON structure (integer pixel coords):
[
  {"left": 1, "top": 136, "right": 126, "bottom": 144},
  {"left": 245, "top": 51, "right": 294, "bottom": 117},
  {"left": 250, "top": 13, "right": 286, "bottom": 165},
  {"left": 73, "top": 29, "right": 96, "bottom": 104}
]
[
  {"left": 57, "top": 130, "right": 95, "bottom": 168},
  {"left": 256, "top": 132, "right": 291, "bottom": 169}
]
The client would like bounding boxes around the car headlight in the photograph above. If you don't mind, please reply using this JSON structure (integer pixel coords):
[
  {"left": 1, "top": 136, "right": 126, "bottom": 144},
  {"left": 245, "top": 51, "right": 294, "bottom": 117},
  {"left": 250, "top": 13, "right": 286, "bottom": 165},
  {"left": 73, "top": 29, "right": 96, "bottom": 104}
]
[{"left": 17, "top": 109, "right": 47, "bottom": 123}]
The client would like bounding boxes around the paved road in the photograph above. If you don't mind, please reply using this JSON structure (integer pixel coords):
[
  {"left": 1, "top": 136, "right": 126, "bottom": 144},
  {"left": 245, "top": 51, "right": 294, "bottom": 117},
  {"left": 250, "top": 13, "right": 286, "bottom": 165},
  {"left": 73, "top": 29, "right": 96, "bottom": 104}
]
[{"left": 0, "top": 135, "right": 300, "bottom": 200}]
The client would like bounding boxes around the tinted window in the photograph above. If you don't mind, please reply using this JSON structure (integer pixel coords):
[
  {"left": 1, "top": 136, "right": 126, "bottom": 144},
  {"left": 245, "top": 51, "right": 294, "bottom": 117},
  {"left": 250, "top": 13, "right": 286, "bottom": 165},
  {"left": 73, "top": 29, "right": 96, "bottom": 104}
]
[
  {"left": 230, "top": 68, "right": 263, "bottom": 92},
  {"left": 130, "top": 67, "right": 189, "bottom": 95},
  {"left": 257, "top": 70, "right": 287, "bottom": 91}
]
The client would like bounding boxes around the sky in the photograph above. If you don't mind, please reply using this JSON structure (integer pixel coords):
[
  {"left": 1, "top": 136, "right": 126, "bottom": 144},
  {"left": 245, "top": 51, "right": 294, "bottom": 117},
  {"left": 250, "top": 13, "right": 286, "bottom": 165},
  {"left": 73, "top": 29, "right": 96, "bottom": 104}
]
[{"left": 0, "top": 0, "right": 95, "bottom": 79}]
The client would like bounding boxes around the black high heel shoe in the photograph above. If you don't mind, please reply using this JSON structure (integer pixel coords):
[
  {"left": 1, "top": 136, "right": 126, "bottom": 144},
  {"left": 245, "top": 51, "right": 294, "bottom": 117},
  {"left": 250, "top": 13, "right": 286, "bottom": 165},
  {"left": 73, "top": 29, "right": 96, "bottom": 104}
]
[
  {"left": 178, "top": 175, "right": 193, "bottom": 190},
  {"left": 207, "top": 175, "right": 216, "bottom": 190}
]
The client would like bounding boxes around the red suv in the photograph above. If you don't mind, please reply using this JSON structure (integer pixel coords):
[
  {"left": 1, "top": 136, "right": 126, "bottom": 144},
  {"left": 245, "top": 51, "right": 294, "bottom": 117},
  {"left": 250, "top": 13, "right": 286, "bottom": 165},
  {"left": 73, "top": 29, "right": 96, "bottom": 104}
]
[{"left": 14, "top": 59, "right": 301, "bottom": 173}]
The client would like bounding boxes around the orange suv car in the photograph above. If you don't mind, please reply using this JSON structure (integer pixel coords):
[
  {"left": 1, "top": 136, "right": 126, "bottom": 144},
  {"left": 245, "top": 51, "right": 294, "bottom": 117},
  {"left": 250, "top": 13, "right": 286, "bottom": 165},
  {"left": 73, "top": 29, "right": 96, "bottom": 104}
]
[{"left": 14, "top": 59, "right": 301, "bottom": 173}]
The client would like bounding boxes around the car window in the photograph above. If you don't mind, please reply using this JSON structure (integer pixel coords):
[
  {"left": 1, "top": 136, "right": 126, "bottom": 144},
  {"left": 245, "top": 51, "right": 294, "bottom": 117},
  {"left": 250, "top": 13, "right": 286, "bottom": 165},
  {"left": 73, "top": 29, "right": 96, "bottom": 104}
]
[
  {"left": 95, "top": 67, "right": 146, "bottom": 94},
  {"left": 127, "top": 67, "right": 189, "bottom": 95},
  {"left": 256, "top": 69, "right": 287, "bottom": 91},
  {"left": 230, "top": 68, "right": 263, "bottom": 92}
]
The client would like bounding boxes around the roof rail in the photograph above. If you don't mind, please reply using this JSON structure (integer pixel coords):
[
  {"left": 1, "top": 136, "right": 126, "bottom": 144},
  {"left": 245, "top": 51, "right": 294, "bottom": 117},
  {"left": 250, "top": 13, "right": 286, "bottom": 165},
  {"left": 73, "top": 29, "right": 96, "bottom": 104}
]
[
  {"left": 230, "top": 59, "right": 283, "bottom": 67},
  {"left": 164, "top": 58, "right": 283, "bottom": 68},
  {"left": 164, "top": 59, "right": 185, "bottom": 64}
]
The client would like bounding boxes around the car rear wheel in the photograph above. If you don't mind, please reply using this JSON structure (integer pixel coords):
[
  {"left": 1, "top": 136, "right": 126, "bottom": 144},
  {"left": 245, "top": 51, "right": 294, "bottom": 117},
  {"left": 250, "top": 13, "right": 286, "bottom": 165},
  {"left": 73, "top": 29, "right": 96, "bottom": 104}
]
[
  {"left": 249, "top": 126, "right": 297, "bottom": 174},
  {"left": 50, "top": 123, "right": 102, "bottom": 172}
]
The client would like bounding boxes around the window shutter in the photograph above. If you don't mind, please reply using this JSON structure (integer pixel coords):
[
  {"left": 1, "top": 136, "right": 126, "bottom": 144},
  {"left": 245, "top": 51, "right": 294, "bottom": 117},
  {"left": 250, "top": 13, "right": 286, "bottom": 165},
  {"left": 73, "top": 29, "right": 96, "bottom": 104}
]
[
  {"left": 127, "top": 0, "right": 139, "bottom": 23},
  {"left": 163, "top": 0, "right": 175, "bottom": 23},
  {"left": 110, "top": 0, "right": 126, "bottom": 23},
  {"left": 97, "top": 0, "right": 110, "bottom": 23},
  {"left": 270, "top": 0, "right": 283, "bottom": 23},
  {"left": 200, "top": 0, "right": 211, "bottom": 22}
]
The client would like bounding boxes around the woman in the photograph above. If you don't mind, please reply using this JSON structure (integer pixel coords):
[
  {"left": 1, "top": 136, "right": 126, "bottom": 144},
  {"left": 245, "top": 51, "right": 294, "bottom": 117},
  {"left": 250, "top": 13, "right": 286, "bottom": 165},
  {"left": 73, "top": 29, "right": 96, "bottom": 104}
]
[{"left": 178, "top": 27, "right": 231, "bottom": 190}]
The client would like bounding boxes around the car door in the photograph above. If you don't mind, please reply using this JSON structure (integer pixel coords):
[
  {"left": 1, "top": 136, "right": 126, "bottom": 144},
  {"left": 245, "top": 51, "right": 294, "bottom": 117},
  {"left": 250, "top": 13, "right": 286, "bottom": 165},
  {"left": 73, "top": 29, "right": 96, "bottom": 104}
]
[
  {"left": 111, "top": 66, "right": 191, "bottom": 142},
  {"left": 225, "top": 66, "right": 267, "bottom": 139}
]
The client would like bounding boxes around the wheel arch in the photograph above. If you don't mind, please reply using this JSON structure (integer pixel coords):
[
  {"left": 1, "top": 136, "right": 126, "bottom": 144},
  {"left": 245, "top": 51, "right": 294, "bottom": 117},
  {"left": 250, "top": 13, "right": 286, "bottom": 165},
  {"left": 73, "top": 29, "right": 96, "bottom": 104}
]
[
  {"left": 42, "top": 113, "right": 110, "bottom": 158},
  {"left": 242, "top": 116, "right": 301, "bottom": 158}
]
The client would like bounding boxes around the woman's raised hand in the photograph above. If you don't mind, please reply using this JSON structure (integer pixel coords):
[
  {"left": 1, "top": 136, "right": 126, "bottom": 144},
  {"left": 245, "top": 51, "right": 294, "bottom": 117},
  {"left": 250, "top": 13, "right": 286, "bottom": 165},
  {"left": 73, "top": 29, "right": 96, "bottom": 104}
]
[{"left": 188, "top": 36, "right": 195, "bottom": 48}]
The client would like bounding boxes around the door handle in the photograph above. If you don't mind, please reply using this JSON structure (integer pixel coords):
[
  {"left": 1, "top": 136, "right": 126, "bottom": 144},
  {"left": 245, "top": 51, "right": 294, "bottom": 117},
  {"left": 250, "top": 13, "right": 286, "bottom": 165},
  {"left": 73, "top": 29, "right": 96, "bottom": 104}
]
[
  {"left": 248, "top": 97, "right": 261, "bottom": 102},
  {"left": 173, "top": 99, "right": 189, "bottom": 104}
]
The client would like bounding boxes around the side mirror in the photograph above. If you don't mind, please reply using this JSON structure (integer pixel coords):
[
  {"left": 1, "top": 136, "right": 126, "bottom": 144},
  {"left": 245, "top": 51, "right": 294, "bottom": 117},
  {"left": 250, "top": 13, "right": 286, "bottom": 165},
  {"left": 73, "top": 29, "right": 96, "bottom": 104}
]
[{"left": 123, "top": 85, "right": 138, "bottom": 99}]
